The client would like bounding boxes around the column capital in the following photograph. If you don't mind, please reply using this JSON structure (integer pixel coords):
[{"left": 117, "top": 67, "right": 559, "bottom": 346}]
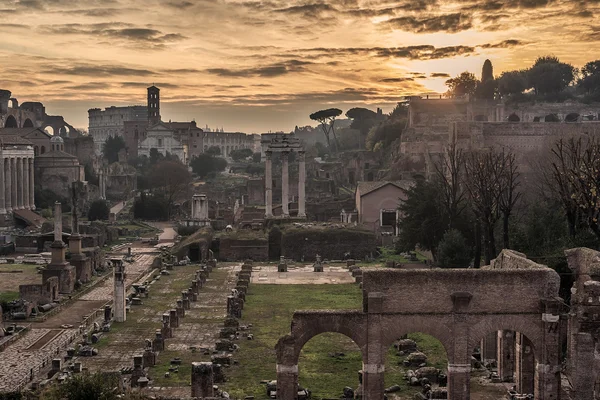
[{"left": 265, "top": 150, "right": 272, "bottom": 159}]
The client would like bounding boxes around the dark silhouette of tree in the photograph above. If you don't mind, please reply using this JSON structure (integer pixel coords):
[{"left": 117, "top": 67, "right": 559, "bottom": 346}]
[
  {"left": 436, "top": 229, "right": 472, "bottom": 268},
  {"left": 396, "top": 179, "right": 447, "bottom": 260},
  {"left": 252, "top": 152, "right": 262, "bottom": 163},
  {"left": 310, "top": 108, "right": 342, "bottom": 152},
  {"left": 102, "top": 135, "right": 126, "bottom": 164},
  {"left": 87, "top": 200, "right": 110, "bottom": 221},
  {"left": 578, "top": 60, "right": 600, "bottom": 100},
  {"left": 445, "top": 72, "right": 479, "bottom": 98},
  {"left": 476, "top": 59, "right": 497, "bottom": 100},
  {"left": 149, "top": 160, "right": 191, "bottom": 219},
  {"left": 497, "top": 70, "right": 529, "bottom": 97},
  {"left": 230, "top": 148, "right": 253, "bottom": 161},
  {"left": 190, "top": 154, "right": 227, "bottom": 178},
  {"left": 149, "top": 148, "right": 163, "bottom": 165},
  {"left": 528, "top": 56, "right": 575, "bottom": 95},
  {"left": 206, "top": 146, "right": 221, "bottom": 156}
]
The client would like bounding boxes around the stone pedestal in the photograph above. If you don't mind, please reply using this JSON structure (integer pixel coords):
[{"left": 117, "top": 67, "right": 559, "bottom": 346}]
[
  {"left": 176, "top": 300, "right": 185, "bottom": 318},
  {"left": 182, "top": 292, "right": 190, "bottom": 310},
  {"left": 276, "top": 364, "right": 298, "bottom": 400},
  {"left": 447, "top": 364, "right": 470, "bottom": 400},
  {"left": 152, "top": 330, "right": 164, "bottom": 352},
  {"left": 162, "top": 313, "right": 172, "bottom": 339},
  {"left": 191, "top": 362, "right": 215, "bottom": 398},
  {"left": 143, "top": 349, "right": 156, "bottom": 367},
  {"left": 131, "top": 355, "right": 145, "bottom": 387}
]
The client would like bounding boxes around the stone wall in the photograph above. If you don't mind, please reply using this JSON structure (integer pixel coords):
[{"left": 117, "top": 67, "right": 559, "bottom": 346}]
[
  {"left": 281, "top": 227, "right": 377, "bottom": 261},
  {"left": 64, "top": 136, "right": 95, "bottom": 166},
  {"left": 218, "top": 237, "right": 268, "bottom": 261},
  {"left": 19, "top": 276, "right": 58, "bottom": 307}
]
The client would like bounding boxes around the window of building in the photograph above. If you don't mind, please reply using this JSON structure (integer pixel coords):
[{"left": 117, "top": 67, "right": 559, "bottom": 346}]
[{"left": 158, "top": 138, "right": 163, "bottom": 147}]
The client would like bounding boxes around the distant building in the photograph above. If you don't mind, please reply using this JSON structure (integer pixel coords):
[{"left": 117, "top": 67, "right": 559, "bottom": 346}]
[
  {"left": 138, "top": 122, "right": 186, "bottom": 162},
  {"left": 34, "top": 136, "right": 84, "bottom": 201},
  {"left": 0, "top": 135, "right": 35, "bottom": 223},
  {"left": 203, "top": 131, "right": 254, "bottom": 158},
  {"left": 355, "top": 181, "right": 412, "bottom": 235},
  {"left": 88, "top": 105, "right": 147, "bottom": 154}
]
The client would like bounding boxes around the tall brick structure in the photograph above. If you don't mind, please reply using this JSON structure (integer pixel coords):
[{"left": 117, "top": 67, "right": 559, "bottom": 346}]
[{"left": 42, "top": 202, "right": 75, "bottom": 294}]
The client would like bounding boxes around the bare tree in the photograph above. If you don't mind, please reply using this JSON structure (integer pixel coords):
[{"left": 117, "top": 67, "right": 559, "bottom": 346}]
[
  {"left": 464, "top": 149, "right": 507, "bottom": 265},
  {"left": 434, "top": 139, "right": 466, "bottom": 230},
  {"left": 550, "top": 137, "right": 600, "bottom": 240},
  {"left": 149, "top": 160, "right": 192, "bottom": 219},
  {"left": 498, "top": 150, "right": 521, "bottom": 249}
]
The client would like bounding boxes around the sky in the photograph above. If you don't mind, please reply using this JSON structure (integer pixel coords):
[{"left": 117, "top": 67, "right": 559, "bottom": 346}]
[{"left": 1, "top": 0, "right": 599, "bottom": 133}]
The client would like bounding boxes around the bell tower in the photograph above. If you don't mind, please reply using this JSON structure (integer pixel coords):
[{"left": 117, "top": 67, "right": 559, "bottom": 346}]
[{"left": 147, "top": 85, "right": 161, "bottom": 125}]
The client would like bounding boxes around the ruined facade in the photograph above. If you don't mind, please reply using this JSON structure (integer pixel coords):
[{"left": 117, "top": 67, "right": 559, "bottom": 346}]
[
  {"left": 276, "top": 250, "right": 563, "bottom": 399},
  {"left": 400, "top": 98, "right": 600, "bottom": 177},
  {"left": 1, "top": 89, "right": 78, "bottom": 136},
  {"left": 138, "top": 122, "right": 186, "bottom": 162},
  {"left": 34, "top": 136, "right": 84, "bottom": 201},
  {"left": 88, "top": 105, "right": 147, "bottom": 154}
]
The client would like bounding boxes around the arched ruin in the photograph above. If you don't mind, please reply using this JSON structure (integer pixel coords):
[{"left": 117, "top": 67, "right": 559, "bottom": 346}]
[{"left": 275, "top": 250, "right": 562, "bottom": 400}]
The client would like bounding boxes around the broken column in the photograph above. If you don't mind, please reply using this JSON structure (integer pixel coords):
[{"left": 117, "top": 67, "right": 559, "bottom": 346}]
[
  {"left": 42, "top": 202, "right": 75, "bottom": 294},
  {"left": 313, "top": 254, "right": 323, "bottom": 272},
  {"left": 104, "top": 305, "right": 112, "bottom": 323},
  {"left": 497, "top": 330, "right": 515, "bottom": 382},
  {"left": 152, "top": 330, "right": 164, "bottom": 352},
  {"left": 191, "top": 362, "right": 214, "bottom": 398},
  {"left": 182, "top": 291, "right": 190, "bottom": 310},
  {"left": 69, "top": 186, "right": 91, "bottom": 284},
  {"left": 176, "top": 300, "right": 185, "bottom": 318},
  {"left": 265, "top": 150, "right": 273, "bottom": 218},
  {"left": 131, "top": 355, "right": 146, "bottom": 387},
  {"left": 143, "top": 347, "right": 156, "bottom": 368},
  {"left": 189, "top": 287, "right": 197, "bottom": 302},
  {"left": 169, "top": 309, "right": 179, "bottom": 329},
  {"left": 298, "top": 150, "right": 306, "bottom": 218},
  {"left": 113, "top": 258, "right": 126, "bottom": 323},
  {"left": 278, "top": 256, "right": 287, "bottom": 272},
  {"left": 162, "top": 313, "right": 172, "bottom": 338},
  {"left": 281, "top": 151, "right": 290, "bottom": 218}
]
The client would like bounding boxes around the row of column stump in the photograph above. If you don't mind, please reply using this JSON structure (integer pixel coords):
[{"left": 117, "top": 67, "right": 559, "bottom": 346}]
[{"left": 191, "top": 260, "right": 254, "bottom": 399}]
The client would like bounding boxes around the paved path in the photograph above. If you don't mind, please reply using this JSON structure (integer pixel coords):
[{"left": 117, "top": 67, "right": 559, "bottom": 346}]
[
  {"left": 110, "top": 201, "right": 127, "bottom": 216},
  {"left": 0, "top": 250, "right": 158, "bottom": 393}
]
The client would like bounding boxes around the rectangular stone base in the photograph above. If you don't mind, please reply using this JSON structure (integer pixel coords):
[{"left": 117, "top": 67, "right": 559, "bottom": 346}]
[{"left": 43, "top": 264, "right": 76, "bottom": 294}]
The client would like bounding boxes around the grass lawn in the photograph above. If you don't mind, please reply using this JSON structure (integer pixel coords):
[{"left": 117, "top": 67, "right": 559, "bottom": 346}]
[{"left": 222, "top": 284, "right": 448, "bottom": 400}]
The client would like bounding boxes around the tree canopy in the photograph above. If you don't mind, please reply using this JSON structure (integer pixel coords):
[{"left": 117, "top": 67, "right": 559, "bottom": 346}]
[
  {"left": 445, "top": 72, "right": 479, "bottom": 98},
  {"left": 102, "top": 135, "right": 126, "bottom": 164},
  {"left": 206, "top": 145, "right": 221, "bottom": 156},
  {"left": 87, "top": 200, "right": 110, "bottom": 221},
  {"left": 310, "top": 108, "right": 342, "bottom": 151},
  {"left": 528, "top": 56, "right": 575, "bottom": 95},
  {"left": 190, "top": 153, "right": 228, "bottom": 178},
  {"left": 230, "top": 148, "right": 253, "bottom": 161},
  {"left": 578, "top": 60, "right": 600, "bottom": 100}
]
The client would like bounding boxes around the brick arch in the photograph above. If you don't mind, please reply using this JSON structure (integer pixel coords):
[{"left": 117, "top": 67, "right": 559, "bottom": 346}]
[
  {"left": 4, "top": 115, "right": 17, "bottom": 128},
  {"left": 467, "top": 314, "right": 544, "bottom": 361},
  {"left": 276, "top": 310, "right": 368, "bottom": 365},
  {"left": 380, "top": 315, "right": 453, "bottom": 361}
]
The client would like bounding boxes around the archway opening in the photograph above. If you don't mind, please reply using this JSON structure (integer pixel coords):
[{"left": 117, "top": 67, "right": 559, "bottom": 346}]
[
  {"left": 299, "top": 332, "right": 363, "bottom": 399},
  {"left": 507, "top": 113, "right": 520, "bottom": 122},
  {"left": 384, "top": 333, "right": 448, "bottom": 399},
  {"left": 565, "top": 113, "right": 580, "bottom": 123},
  {"left": 545, "top": 114, "right": 560, "bottom": 122},
  {"left": 472, "top": 330, "right": 537, "bottom": 399},
  {"left": 474, "top": 115, "right": 488, "bottom": 122},
  {"left": 4, "top": 115, "right": 17, "bottom": 128},
  {"left": 23, "top": 118, "right": 34, "bottom": 128},
  {"left": 44, "top": 126, "right": 55, "bottom": 136},
  {"left": 40, "top": 145, "right": 46, "bottom": 154}
]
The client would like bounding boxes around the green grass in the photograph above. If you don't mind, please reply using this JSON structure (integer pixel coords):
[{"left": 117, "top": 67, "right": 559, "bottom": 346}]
[
  {"left": 374, "top": 247, "right": 427, "bottom": 265},
  {"left": 0, "top": 291, "right": 19, "bottom": 303},
  {"left": 221, "top": 284, "right": 448, "bottom": 400}
]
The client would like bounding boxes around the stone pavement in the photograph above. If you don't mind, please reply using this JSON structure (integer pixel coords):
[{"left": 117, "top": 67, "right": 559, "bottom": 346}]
[
  {"left": 251, "top": 265, "right": 355, "bottom": 284},
  {"left": 0, "top": 251, "right": 158, "bottom": 393}
]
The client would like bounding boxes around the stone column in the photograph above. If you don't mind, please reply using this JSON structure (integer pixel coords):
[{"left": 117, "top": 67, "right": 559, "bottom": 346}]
[
  {"left": 28, "top": 158, "right": 35, "bottom": 210},
  {"left": 363, "top": 292, "right": 385, "bottom": 399},
  {"left": 0, "top": 156, "right": 5, "bottom": 215},
  {"left": 298, "top": 150, "right": 306, "bottom": 218},
  {"left": 11, "top": 158, "right": 17, "bottom": 211},
  {"left": 281, "top": 151, "right": 290, "bottom": 218},
  {"left": 191, "top": 362, "right": 214, "bottom": 398},
  {"left": 570, "top": 332, "right": 595, "bottom": 400},
  {"left": 23, "top": 157, "right": 30, "bottom": 210},
  {"left": 264, "top": 150, "right": 273, "bottom": 218},
  {"left": 4, "top": 158, "right": 10, "bottom": 213},
  {"left": 497, "top": 330, "right": 515, "bottom": 382},
  {"left": 99, "top": 169, "right": 105, "bottom": 200},
  {"left": 113, "top": 259, "right": 126, "bottom": 322},
  {"left": 15, "top": 158, "right": 22, "bottom": 210}
]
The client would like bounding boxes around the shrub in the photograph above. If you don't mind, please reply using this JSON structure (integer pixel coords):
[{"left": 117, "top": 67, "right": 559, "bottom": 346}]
[
  {"left": 436, "top": 229, "right": 472, "bottom": 268},
  {"left": 87, "top": 200, "right": 110, "bottom": 221}
]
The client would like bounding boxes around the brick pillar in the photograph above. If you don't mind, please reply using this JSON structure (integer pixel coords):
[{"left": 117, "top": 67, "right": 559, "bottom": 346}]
[
  {"left": 535, "top": 301, "right": 562, "bottom": 399},
  {"left": 265, "top": 150, "right": 273, "bottom": 218},
  {"left": 169, "top": 309, "right": 179, "bottom": 328},
  {"left": 497, "top": 330, "right": 515, "bottom": 382},
  {"left": 448, "top": 322, "right": 470, "bottom": 400},
  {"left": 480, "top": 332, "right": 497, "bottom": 365},
  {"left": 569, "top": 332, "right": 595, "bottom": 400},
  {"left": 363, "top": 293, "right": 384, "bottom": 399},
  {"left": 276, "top": 363, "right": 298, "bottom": 400},
  {"left": 515, "top": 333, "right": 535, "bottom": 395},
  {"left": 191, "top": 362, "right": 214, "bottom": 398}
]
